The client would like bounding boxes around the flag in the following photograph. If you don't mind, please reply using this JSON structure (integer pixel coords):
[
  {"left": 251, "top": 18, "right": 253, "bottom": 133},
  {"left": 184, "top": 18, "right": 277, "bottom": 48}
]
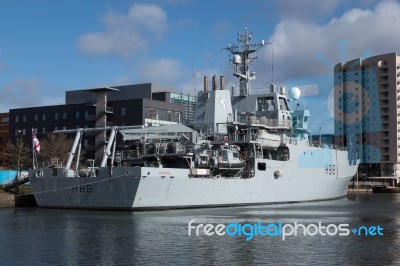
[{"left": 32, "top": 132, "right": 40, "bottom": 153}]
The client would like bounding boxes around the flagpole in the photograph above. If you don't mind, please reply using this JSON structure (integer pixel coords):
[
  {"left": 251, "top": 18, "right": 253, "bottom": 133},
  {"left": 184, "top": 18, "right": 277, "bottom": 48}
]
[
  {"left": 32, "top": 128, "right": 36, "bottom": 169},
  {"left": 32, "top": 128, "right": 41, "bottom": 169}
]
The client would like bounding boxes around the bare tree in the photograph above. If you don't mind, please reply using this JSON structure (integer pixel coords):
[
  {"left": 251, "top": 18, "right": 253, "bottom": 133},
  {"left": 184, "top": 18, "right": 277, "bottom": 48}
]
[
  {"left": 1, "top": 137, "right": 31, "bottom": 171},
  {"left": 38, "top": 132, "right": 73, "bottom": 166}
]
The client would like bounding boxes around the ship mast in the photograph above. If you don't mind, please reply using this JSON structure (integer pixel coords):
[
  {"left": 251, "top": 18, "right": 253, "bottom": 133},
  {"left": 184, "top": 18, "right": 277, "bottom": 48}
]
[{"left": 226, "top": 27, "right": 267, "bottom": 96}]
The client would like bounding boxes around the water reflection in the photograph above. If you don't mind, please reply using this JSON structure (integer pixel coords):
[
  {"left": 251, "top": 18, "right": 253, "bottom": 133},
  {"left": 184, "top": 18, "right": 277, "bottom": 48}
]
[{"left": 0, "top": 194, "right": 399, "bottom": 265}]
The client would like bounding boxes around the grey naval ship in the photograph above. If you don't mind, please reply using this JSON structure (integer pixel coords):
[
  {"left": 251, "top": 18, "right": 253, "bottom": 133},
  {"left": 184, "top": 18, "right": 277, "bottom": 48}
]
[{"left": 28, "top": 29, "right": 359, "bottom": 210}]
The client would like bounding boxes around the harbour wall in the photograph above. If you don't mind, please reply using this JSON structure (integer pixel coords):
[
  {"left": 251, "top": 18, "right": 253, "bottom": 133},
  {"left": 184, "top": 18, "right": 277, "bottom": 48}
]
[{"left": 0, "top": 191, "right": 15, "bottom": 207}]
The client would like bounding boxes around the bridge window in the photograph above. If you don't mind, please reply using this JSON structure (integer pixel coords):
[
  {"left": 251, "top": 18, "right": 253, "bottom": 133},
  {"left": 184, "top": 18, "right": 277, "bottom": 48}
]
[{"left": 279, "top": 97, "right": 289, "bottom": 111}]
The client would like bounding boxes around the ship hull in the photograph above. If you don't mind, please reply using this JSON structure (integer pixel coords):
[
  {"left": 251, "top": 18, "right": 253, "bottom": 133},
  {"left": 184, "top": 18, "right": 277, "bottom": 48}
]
[{"left": 29, "top": 145, "right": 358, "bottom": 210}]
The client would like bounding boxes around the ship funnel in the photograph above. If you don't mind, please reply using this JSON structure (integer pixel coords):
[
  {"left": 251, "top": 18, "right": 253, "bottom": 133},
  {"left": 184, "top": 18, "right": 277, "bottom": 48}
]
[
  {"left": 204, "top": 76, "right": 208, "bottom": 92},
  {"left": 212, "top": 75, "right": 216, "bottom": 91},
  {"left": 220, "top": 76, "right": 224, "bottom": 90},
  {"left": 270, "top": 83, "right": 276, "bottom": 93},
  {"left": 280, "top": 86, "right": 286, "bottom": 95}
]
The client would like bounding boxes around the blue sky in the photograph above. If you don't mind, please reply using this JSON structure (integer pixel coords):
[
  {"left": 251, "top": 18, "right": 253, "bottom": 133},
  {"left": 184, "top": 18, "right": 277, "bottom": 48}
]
[{"left": 1, "top": 0, "right": 399, "bottom": 133}]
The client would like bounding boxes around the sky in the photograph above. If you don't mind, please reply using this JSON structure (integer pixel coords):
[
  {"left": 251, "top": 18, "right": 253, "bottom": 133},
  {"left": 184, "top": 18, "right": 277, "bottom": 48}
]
[{"left": 1, "top": 0, "right": 400, "bottom": 134}]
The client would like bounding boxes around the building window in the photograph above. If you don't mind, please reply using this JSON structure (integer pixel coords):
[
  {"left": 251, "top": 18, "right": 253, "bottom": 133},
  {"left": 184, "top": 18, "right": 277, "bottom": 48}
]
[
  {"left": 1, "top": 117, "right": 9, "bottom": 123},
  {"left": 22, "top": 129, "right": 26, "bottom": 135},
  {"left": 63, "top": 112, "right": 67, "bottom": 119},
  {"left": 76, "top": 111, "right": 80, "bottom": 119},
  {"left": 54, "top": 126, "right": 58, "bottom": 131},
  {"left": 15, "top": 115, "right": 19, "bottom": 123},
  {"left": 23, "top": 115, "right": 26, "bottom": 122},
  {"left": 121, "top": 108, "right": 126, "bottom": 116},
  {"left": 174, "top": 112, "right": 180, "bottom": 122},
  {"left": 146, "top": 108, "right": 158, "bottom": 120},
  {"left": 42, "top": 128, "right": 46, "bottom": 135},
  {"left": 42, "top": 114, "right": 46, "bottom": 121},
  {"left": 34, "top": 114, "right": 38, "bottom": 121},
  {"left": 55, "top": 113, "right": 59, "bottom": 120}
]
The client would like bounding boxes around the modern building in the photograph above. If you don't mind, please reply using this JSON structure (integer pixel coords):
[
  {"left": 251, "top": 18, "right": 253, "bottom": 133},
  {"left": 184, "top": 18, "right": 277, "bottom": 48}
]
[
  {"left": 65, "top": 83, "right": 194, "bottom": 127},
  {"left": 9, "top": 83, "right": 185, "bottom": 160},
  {"left": 334, "top": 52, "right": 400, "bottom": 184},
  {"left": 153, "top": 92, "right": 197, "bottom": 126},
  {"left": 0, "top": 113, "right": 9, "bottom": 167}
]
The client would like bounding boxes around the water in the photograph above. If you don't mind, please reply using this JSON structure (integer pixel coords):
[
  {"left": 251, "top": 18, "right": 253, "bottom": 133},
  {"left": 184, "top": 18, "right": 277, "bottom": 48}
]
[{"left": 1, "top": 194, "right": 399, "bottom": 265}]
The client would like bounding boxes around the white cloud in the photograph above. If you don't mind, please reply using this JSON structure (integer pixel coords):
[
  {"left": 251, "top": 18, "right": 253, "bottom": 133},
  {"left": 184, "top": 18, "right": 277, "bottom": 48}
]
[
  {"left": 268, "top": 0, "right": 400, "bottom": 83},
  {"left": 0, "top": 78, "right": 63, "bottom": 112},
  {"left": 137, "top": 58, "right": 186, "bottom": 85},
  {"left": 78, "top": 3, "right": 167, "bottom": 57},
  {"left": 277, "top": 0, "right": 341, "bottom": 21},
  {"left": 247, "top": 0, "right": 400, "bottom": 134}
]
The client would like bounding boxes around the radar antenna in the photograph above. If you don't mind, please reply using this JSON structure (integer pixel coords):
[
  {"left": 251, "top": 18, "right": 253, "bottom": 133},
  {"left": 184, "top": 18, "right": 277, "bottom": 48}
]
[{"left": 225, "top": 28, "right": 270, "bottom": 96}]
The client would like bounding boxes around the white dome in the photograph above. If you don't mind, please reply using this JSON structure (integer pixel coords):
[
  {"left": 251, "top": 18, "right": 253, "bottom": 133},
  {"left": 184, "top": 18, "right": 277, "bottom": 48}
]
[
  {"left": 289, "top": 87, "right": 301, "bottom": 100},
  {"left": 233, "top": 54, "right": 241, "bottom": 64}
]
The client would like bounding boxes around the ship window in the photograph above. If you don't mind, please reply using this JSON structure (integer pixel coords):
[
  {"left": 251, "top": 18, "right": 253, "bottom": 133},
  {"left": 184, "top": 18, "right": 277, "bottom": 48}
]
[
  {"left": 279, "top": 97, "right": 289, "bottom": 111},
  {"left": 221, "top": 150, "right": 228, "bottom": 161},
  {"left": 233, "top": 152, "right": 239, "bottom": 159},
  {"left": 258, "top": 163, "right": 266, "bottom": 171}
]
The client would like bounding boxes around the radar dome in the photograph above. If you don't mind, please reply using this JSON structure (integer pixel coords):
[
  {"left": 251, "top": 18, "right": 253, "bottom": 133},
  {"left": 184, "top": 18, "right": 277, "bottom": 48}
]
[
  {"left": 233, "top": 54, "right": 241, "bottom": 65},
  {"left": 289, "top": 87, "right": 301, "bottom": 100}
]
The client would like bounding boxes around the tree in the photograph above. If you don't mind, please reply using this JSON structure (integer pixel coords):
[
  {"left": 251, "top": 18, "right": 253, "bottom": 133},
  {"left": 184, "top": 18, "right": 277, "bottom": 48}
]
[
  {"left": 38, "top": 132, "right": 74, "bottom": 166},
  {"left": 0, "top": 137, "right": 31, "bottom": 170}
]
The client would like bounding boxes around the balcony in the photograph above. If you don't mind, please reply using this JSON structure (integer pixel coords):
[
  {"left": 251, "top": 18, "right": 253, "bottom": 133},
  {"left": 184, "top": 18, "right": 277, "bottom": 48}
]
[
  {"left": 379, "top": 100, "right": 389, "bottom": 107},
  {"left": 379, "top": 92, "right": 389, "bottom": 99},
  {"left": 105, "top": 106, "right": 114, "bottom": 114}
]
